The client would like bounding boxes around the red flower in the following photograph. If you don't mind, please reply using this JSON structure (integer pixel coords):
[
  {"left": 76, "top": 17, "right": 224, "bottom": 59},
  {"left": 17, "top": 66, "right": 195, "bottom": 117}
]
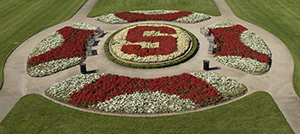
[
  {"left": 121, "top": 26, "right": 178, "bottom": 57},
  {"left": 209, "top": 25, "right": 271, "bottom": 64},
  {"left": 28, "top": 27, "right": 94, "bottom": 67},
  {"left": 68, "top": 73, "right": 223, "bottom": 107},
  {"left": 115, "top": 11, "right": 193, "bottom": 22}
]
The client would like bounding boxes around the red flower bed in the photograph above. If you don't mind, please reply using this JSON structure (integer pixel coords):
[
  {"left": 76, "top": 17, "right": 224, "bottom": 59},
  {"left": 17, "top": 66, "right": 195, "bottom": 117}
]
[
  {"left": 121, "top": 26, "right": 178, "bottom": 56},
  {"left": 27, "top": 27, "right": 93, "bottom": 66},
  {"left": 68, "top": 73, "right": 223, "bottom": 107},
  {"left": 209, "top": 25, "right": 271, "bottom": 64},
  {"left": 115, "top": 11, "right": 193, "bottom": 22}
]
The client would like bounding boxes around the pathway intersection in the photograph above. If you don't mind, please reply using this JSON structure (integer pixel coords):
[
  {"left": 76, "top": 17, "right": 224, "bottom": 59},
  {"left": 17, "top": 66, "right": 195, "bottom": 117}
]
[{"left": 0, "top": 0, "right": 299, "bottom": 133}]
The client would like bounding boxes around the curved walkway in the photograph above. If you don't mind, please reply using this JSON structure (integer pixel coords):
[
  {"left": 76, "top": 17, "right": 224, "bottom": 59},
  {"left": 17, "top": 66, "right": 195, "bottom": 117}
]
[{"left": 0, "top": 0, "right": 299, "bottom": 133}]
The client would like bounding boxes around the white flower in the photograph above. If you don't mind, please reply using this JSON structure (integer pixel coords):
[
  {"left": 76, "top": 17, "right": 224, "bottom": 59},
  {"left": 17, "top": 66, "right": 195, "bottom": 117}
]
[
  {"left": 88, "top": 91, "right": 198, "bottom": 114},
  {"left": 96, "top": 13, "right": 128, "bottom": 24},
  {"left": 214, "top": 56, "right": 270, "bottom": 74},
  {"left": 69, "top": 22, "right": 97, "bottom": 30},
  {"left": 29, "top": 32, "right": 64, "bottom": 58},
  {"left": 206, "top": 21, "right": 237, "bottom": 29},
  {"left": 190, "top": 72, "right": 246, "bottom": 100},
  {"left": 175, "top": 12, "right": 210, "bottom": 23},
  {"left": 240, "top": 30, "right": 272, "bottom": 57},
  {"left": 46, "top": 73, "right": 105, "bottom": 101},
  {"left": 28, "top": 57, "right": 84, "bottom": 77}
]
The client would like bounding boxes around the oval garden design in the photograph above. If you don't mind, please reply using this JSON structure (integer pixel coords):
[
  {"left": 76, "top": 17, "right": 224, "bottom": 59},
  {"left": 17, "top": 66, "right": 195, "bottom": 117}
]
[
  {"left": 25, "top": 10, "right": 274, "bottom": 115},
  {"left": 105, "top": 23, "right": 198, "bottom": 68},
  {"left": 46, "top": 72, "right": 246, "bottom": 114}
]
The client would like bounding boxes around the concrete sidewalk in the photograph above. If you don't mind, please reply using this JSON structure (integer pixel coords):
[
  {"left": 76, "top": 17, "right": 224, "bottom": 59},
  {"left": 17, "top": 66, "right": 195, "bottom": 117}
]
[{"left": 0, "top": 0, "right": 299, "bottom": 133}]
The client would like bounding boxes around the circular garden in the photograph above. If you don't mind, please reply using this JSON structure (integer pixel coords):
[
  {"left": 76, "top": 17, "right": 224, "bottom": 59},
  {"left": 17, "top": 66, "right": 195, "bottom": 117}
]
[
  {"left": 26, "top": 10, "right": 272, "bottom": 115},
  {"left": 105, "top": 23, "right": 198, "bottom": 68}
]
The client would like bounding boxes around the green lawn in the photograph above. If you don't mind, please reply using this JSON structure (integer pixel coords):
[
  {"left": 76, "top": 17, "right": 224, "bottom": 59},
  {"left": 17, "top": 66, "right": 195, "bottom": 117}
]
[
  {"left": 87, "top": 0, "right": 220, "bottom": 17},
  {"left": 0, "top": 0, "right": 87, "bottom": 89},
  {"left": 225, "top": 0, "right": 300, "bottom": 97},
  {"left": 0, "top": 0, "right": 297, "bottom": 133},
  {"left": 0, "top": 92, "right": 293, "bottom": 133}
]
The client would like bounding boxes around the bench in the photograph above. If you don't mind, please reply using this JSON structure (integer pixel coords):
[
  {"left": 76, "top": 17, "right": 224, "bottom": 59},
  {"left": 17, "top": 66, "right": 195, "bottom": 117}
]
[
  {"left": 87, "top": 35, "right": 95, "bottom": 45},
  {"left": 208, "top": 36, "right": 215, "bottom": 43},
  {"left": 208, "top": 43, "right": 214, "bottom": 54},
  {"left": 93, "top": 27, "right": 103, "bottom": 38},
  {"left": 200, "top": 27, "right": 209, "bottom": 36},
  {"left": 86, "top": 45, "right": 92, "bottom": 56}
]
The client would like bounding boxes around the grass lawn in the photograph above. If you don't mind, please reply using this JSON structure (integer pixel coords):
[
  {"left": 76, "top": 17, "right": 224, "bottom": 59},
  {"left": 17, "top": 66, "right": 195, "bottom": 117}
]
[
  {"left": 0, "top": 92, "right": 293, "bottom": 133},
  {"left": 225, "top": 0, "right": 300, "bottom": 97},
  {"left": 0, "top": 0, "right": 296, "bottom": 133},
  {"left": 0, "top": 0, "right": 87, "bottom": 89},
  {"left": 87, "top": 0, "right": 220, "bottom": 17}
]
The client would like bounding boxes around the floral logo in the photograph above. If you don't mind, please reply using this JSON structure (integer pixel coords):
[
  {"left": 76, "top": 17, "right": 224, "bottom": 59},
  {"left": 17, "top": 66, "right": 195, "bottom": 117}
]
[
  {"left": 121, "top": 26, "right": 178, "bottom": 56},
  {"left": 110, "top": 23, "right": 191, "bottom": 63}
]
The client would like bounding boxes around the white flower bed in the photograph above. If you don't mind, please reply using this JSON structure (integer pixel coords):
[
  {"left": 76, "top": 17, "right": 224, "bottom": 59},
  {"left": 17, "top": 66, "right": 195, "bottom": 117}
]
[
  {"left": 29, "top": 32, "right": 64, "bottom": 58},
  {"left": 28, "top": 57, "right": 84, "bottom": 77},
  {"left": 215, "top": 56, "right": 270, "bottom": 74},
  {"left": 240, "top": 30, "right": 271, "bottom": 57},
  {"left": 190, "top": 72, "right": 246, "bottom": 99},
  {"left": 46, "top": 73, "right": 105, "bottom": 101},
  {"left": 174, "top": 12, "right": 210, "bottom": 23},
  {"left": 110, "top": 23, "right": 190, "bottom": 63},
  {"left": 69, "top": 22, "right": 98, "bottom": 30},
  {"left": 96, "top": 13, "right": 128, "bottom": 24},
  {"left": 206, "top": 21, "right": 237, "bottom": 29},
  {"left": 95, "top": 10, "right": 210, "bottom": 24},
  {"left": 88, "top": 91, "right": 198, "bottom": 114}
]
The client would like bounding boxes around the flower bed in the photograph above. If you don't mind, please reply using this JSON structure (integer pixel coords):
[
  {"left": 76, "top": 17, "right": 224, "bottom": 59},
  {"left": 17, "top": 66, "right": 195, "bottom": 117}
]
[
  {"left": 46, "top": 72, "right": 246, "bottom": 114},
  {"left": 207, "top": 21, "right": 272, "bottom": 74},
  {"left": 121, "top": 25, "right": 178, "bottom": 56},
  {"left": 27, "top": 23, "right": 97, "bottom": 77},
  {"left": 110, "top": 23, "right": 191, "bottom": 63},
  {"left": 190, "top": 72, "right": 246, "bottom": 99},
  {"left": 96, "top": 10, "right": 210, "bottom": 24}
]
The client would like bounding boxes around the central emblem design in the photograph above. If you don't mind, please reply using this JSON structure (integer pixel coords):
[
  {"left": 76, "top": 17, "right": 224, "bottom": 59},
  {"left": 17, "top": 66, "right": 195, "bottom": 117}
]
[
  {"left": 121, "top": 26, "right": 178, "bottom": 56},
  {"left": 109, "top": 23, "right": 192, "bottom": 64}
]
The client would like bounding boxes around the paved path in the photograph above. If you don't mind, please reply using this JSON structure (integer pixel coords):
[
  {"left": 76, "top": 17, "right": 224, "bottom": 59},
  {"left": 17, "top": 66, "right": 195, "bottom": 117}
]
[{"left": 1, "top": 0, "right": 300, "bottom": 133}]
